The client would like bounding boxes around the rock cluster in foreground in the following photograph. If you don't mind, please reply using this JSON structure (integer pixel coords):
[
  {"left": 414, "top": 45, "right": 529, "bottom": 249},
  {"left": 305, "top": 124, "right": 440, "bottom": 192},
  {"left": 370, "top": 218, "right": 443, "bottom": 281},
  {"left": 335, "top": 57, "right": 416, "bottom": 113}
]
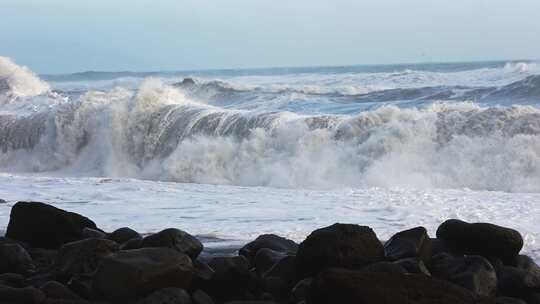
[{"left": 0, "top": 201, "right": 539, "bottom": 304}]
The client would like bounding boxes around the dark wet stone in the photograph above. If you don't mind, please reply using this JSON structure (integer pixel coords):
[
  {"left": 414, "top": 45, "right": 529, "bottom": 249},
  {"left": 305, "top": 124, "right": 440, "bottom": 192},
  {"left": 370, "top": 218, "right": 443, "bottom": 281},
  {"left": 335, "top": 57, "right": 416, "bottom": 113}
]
[
  {"left": 291, "top": 277, "right": 312, "bottom": 303},
  {"left": 40, "top": 280, "right": 83, "bottom": 300},
  {"left": 0, "top": 243, "right": 35, "bottom": 275},
  {"left": 359, "top": 261, "right": 407, "bottom": 274},
  {"left": 261, "top": 256, "right": 298, "bottom": 300},
  {"left": 27, "top": 248, "right": 57, "bottom": 273},
  {"left": 430, "top": 253, "right": 497, "bottom": 297},
  {"left": 253, "top": 248, "right": 287, "bottom": 276},
  {"left": 203, "top": 256, "right": 260, "bottom": 302},
  {"left": 141, "top": 228, "right": 203, "bottom": 259},
  {"left": 0, "top": 285, "right": 46, "bottom": 304},
  {"left": 296, "top": 223, "right": 384, "bottom": 276},
  {"left": 121, "top": 237, "right": 144, "bottom": 250},
  {"left": 137, "top": 288, "right": 192, "bottom": 304},
  {"left": 496, "top": 297, "right": 527, "bottom": 304},
  {"left": 107, "top": 227, "right": 142, "bottom": 244},
  {"left": 384, "top": 227, "right": 432, "bottom": 262},
  {"left": 307, "top": 268, "right": 478, "bottom": 304},
  {"left": 394, "top": 258, "right": 431, "bottom": 276},
  {"left": 239, "top": 234, "right": 298, "bottom": 264},
  {"left": 192, "top": 289, "right": 214, "bottom": 304},
  {"left": 81, "top": 227, "right": 106, "bottom": 239},
  {"left": 92, "top": 247, "right": 193, "bottom": 301},
  {"left": 6, "top": 202, "right": 98, "bottom": 249},
  {"left": 53, "top": 238, "right": 119, "bottom": 277},
  {"left": 436, "top": 219, "right": 523, "bottom": 263},
  {"left": 495, "top": 255, "right": 540, "bottom": 299},
  {"left": 0, "top": 273, "right": 25, "bottom": 288}
]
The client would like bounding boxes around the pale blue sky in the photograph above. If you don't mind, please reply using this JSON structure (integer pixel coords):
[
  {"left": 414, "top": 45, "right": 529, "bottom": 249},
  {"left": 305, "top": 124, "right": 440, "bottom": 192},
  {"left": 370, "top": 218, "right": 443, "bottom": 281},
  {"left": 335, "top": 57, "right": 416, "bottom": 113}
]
[{"left": 1, "top": 0, "right": 539, "bottom": 74}]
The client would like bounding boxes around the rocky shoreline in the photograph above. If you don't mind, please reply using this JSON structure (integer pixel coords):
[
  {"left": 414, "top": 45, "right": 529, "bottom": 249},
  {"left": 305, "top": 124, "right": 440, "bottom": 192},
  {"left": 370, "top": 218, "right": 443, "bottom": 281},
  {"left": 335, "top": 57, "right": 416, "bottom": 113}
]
[{"left": 0, "top": 201, "right": 539, "bottom": 303}]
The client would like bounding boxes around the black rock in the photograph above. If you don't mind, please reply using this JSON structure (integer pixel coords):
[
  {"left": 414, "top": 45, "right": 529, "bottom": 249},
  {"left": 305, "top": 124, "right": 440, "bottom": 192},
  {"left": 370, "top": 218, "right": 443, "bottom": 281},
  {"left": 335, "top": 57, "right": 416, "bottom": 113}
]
[
  {"left": 394, "top": 258, "right": 431, "bottom": 276},
  {"left": 27, "top": 248, "right": 57, "bottom": 273},
  {"left": 92, "top": 247, "right": 194, "bottom": 301},
  {"left": 81, "top": 227, "right": 106, "bottom": 239},
  {"left": 296, "top": 223, "right": 384, "bottom": 276},
  {"left": 496, "top": 297, "right": 527, "bottom": 304},
  {"left": 253, "top": 248, "right": 287, "bottom": 276},
  {"left": 0, "top": 243, "right": 35, "bottom": 275},
  {"left": 0, "top": 285, "right": 46, "bottom": 304},
  {"left": 0, "top": 198, "right": 6, "bottom": 204},
  {"left": 40, "top": 280, "right": 83, "bottom": 300},
  {"left": 204, "top": 256, "right": 260, "bottom": 302},
  {"left": 436, "top": 219, "right": 523, "bottom": 263},
  {"left": 261, "top": 256, "right": 298, "bottom": 300},
  {"left": 239, "top": 234, "right": 298, "bottom": 264},
  {"left": 53, "top": 238, "right": 119, "bottom": 278},
  {"left": 137, "top": 288, "right": 192, "bottom": 304},
  {"left": 192, "top": 289, "right": 214, "bottom": 304},
  {"left": 307, "top": 268, "right": 478, "bottom": 304},
  {"left": 141, "top": 228, "right": 203, "bottom": 260},
  {"left": 495, "top": 255, "right": 540, "bottom": 298},
  {"left": 0, "top": 273, "right": 25, "bottom": 288},
  {"left": 429, "top": 253, "right": 497, "bottom": 297},
  {"left": 6, "top": 202, "right": 98, "bottom": 249},
  {"left": 359, "top": 261, "right": 407, "bottom": 274},
  {"left": 291, "top": 277, "right": 312, "bottom": 303},
  {"left": 107, "top": 227, "right": 142, "bottom": 244},
  {"left": 384, "top": 227, "right": 432, "bottom": 262},
  {"left": 121, "top": 237, "right": 144, "bottom": 250}
]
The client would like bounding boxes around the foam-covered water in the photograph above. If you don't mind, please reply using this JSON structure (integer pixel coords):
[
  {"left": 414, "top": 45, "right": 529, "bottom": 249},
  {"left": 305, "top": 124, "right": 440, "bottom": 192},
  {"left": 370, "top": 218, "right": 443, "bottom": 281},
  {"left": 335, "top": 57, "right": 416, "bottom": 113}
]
[{"left": 0, "top": 56, "right": 539, "bottom": 255}]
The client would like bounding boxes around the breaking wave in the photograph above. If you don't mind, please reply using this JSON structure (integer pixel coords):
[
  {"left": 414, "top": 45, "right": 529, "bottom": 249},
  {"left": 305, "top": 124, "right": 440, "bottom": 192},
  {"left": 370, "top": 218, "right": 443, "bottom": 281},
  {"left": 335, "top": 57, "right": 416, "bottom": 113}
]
[{"left": 1, "top": 57, "right": 540, "bottom": 192}]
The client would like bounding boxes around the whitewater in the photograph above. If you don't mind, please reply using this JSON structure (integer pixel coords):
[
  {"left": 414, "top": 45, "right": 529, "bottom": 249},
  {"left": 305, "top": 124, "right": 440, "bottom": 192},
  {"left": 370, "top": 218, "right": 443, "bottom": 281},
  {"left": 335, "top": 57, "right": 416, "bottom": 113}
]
[{"left": 0, "top": 56, "right": 539, "bottom": 259}]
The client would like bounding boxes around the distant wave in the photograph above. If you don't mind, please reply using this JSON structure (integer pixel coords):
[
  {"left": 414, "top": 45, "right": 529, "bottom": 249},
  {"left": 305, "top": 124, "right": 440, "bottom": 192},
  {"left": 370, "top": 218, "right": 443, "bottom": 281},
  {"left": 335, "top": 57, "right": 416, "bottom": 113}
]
[{"left": 1, "top": 56, "right": 540, "bottom": 192}]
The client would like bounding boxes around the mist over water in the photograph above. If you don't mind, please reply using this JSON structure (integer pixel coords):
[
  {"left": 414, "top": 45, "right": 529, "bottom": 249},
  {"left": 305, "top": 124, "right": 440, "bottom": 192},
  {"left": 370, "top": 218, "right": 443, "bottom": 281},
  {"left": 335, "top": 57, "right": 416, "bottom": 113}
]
[{"left": 1, "top": 56, "right": 540, "bottom": 192}]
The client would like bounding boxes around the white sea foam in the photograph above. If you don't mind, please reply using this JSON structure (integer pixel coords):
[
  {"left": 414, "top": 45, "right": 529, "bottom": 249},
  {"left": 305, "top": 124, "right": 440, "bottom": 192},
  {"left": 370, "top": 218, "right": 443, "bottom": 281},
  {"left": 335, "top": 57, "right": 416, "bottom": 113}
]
[{"left": 0, "top": 56, "right": 49, "bottom": 99}]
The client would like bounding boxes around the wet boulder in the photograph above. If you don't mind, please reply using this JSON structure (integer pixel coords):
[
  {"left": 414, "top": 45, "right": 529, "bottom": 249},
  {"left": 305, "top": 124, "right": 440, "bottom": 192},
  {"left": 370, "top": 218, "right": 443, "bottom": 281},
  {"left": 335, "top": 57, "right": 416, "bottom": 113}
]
[
  {"left": 92, "top": 247, "right": 194, "bottom": 301},
  {"left": 307, "top": 268, "right": 478, "bottom": 304},
  {"left": 436, "top": 219, "right": 523, "bottom": 263},
  {"left": 384, "top": 227, "right": 432, "bottom": 262},
  {"left": 203, "top": 256, "right": 260, "bottom": 302},
  {"left": 0, "top": 243, "right": 35, "bottom": 275},
  {"left": 53, "top": 238, "right": 119, "bottom": 277},
  {"left": 495, "top": 255, "right": 540, "bottom": 298},
  {"left": 40, "top": 280, "right": 83, "bottom": 300},
  {"left": 107, "top": 227, "right": 142, "bottom": 244},
  {"left": 296, "top": 223, "right": 384, "bottom": 276},
  {"left": 261, "top": 255, "right": 298, "bottom": 300},
  {"left": 137, "top": 288, "right": 192, "bottom": 304},
  {"left": 141, "top": 228, "right": 203, "bottom": 260},
  {"left": 429, "top": 253, "right": 497, "bottom": 297},
  {"left": 496, "top": 297, "right": 527, "bottom": 304},
  {"left": 6, "top": 202, "right": 98, "bottom": 249},
  {"left": 359, "top": 261, "right": 407, "bottom": 274},
  {"left": 239, "top": 234, "right": 298, "bottom": 264},
  {"left": 0, "top": 285, "right": 46, "bottom": 304},
  {"left": 192, "top": 289, "right": 214, "bottom": 304},
  {"left": 253, "top": 248, "right": 287, "bottom": 276},
  {"left": 394, "top": 258, "right": 431, "bottom": 276}
]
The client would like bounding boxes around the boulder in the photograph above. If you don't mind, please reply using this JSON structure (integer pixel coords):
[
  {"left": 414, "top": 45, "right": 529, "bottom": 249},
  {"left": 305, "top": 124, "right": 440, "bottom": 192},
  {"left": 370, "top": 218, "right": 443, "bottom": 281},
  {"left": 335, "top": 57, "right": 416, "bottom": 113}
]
[
  {"left": 40, "top": 280, "right": 83, "bottom": 300},
  {"left": 137, "top": 288, "right": 192, "bottom": 304},
  {"left": 394, "top": 258, "right": 431, "bottom": 276},
  {"left": 192, "top": 289, "right": 214, "bottom": 304},
  {"left": 107, "top": 227, "right": 142, "bottom": 244},
  {"left": 204, "top": 256, "right": 260, "bottom": 302},
  {"left": 27, "top": 248, "right": 57, "bottom": 273},
  {"left": 0, "top": 273, "right": 26, "bottom": 288},
  {"left": 239, "top": 234, "right": 298, "bottom": 264},
  {"left": 253, "top": 248, "right": 287, "bottom": 276},
  {"left": 296, "top": 223, "right": 384, "bottom": 276},
  {"left": 384, "top": 227, "right": 432, "bottom": 262},
  {"left": 359, "top": 261, "right": 407, "bottom": 274},
  {"left": 141, "top": 228, "right": 203, "bottom": 259},
  {"left": 53, "top": 238, "right": 119, "bottom": 277},
  {"left": 81, "top": 227, "right": 106, "bottom": 239},
  {"left": 495, "top": 255, "right": 540, "bottom": 298},
  {"left": 0, "top": 285, "right": 46, "bottom": 304},
  {"left": 307, "top": 268, "right": 478, "bottom": 304},
  {"left": 436, "top": 219, "right": 523, "bottom": 263},
  {"left": 0, "top": 243, "right": 35, "bottom": 275},
  {"left": 291, "top": 277, "right": 312, "bottom": 303},
  {"left": 261, "top": 256, "right": 298, "bottom": 299},
  {"left": 496, "top": 297, "right": 527, "bottom": 304},
  {"left": 429, "top": 253, "right": 497, "bottom": 297},
  {"left": 92, "top": 247, "right": 193, "bottom": 301},
  {"left": 6, "top": 202, "right": 97, "bottom": 249}
]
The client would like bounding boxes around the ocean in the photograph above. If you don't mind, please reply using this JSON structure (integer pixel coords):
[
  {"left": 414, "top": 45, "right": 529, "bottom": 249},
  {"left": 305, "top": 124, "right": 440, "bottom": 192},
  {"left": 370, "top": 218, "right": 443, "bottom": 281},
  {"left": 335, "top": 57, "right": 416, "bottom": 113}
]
[{"left": 1, "top": 56, "right": 539, "bottom": 258}]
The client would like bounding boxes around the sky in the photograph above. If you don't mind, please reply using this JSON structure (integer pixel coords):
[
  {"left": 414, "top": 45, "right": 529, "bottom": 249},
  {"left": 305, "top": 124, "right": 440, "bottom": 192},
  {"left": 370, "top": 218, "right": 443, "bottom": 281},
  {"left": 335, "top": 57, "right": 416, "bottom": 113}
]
[{"left": 0, "top": 0, "right": 539, "bottom": 74}]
